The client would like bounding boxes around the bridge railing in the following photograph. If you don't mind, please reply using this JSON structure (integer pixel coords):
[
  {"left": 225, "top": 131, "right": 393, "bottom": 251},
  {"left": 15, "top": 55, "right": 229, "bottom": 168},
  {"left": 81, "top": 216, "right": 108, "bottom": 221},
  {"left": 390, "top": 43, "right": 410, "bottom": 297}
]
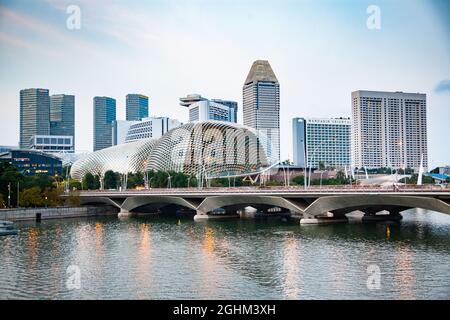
[{"left": 76, "top": 184, "right": 450, "bottom": 194}]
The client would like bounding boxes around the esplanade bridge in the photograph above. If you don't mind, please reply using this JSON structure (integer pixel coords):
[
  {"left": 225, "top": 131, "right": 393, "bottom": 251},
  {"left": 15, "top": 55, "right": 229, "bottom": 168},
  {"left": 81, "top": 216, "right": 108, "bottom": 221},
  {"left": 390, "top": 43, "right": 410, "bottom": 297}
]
[{"left": 77, "top": 187, "right": 450, "bottom": 224}]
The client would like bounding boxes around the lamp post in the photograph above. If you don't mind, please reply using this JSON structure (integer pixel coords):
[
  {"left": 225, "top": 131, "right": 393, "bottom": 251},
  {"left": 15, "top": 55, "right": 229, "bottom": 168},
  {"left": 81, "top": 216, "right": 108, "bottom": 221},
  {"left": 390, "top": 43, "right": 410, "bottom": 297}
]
[
  {"left": 167, "top": 173, "right": 172, "bottom": 189},
  {"left": 302, "top": 139, "right": 307, "bottom": 190},
  {"left": 7, "top": 183, "right": 11, "bottom": 208},
  {"left": 149, "top": 177, "right": 154, "bottom": 189}
]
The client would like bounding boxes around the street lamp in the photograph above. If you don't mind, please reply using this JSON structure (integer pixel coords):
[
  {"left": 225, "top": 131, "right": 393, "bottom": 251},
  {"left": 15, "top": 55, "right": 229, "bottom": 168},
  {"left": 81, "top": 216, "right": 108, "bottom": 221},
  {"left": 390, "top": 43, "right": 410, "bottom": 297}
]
[
  {"left": 7, "top": 182, "right": 11, "bottom": 208},
  {"left": 149, "top": 177, "right": 154, "bottom": 189},
  {"left": 167, "top": 173, "right": 172, "bottom": 189}
]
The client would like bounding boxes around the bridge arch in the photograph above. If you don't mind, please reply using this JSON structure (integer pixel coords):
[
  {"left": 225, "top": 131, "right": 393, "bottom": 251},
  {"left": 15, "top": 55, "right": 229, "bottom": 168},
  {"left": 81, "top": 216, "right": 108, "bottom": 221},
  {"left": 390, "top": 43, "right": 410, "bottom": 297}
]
[
  {"left": 304, "top": 195, "right": 450, "bottom": 217},
  {"left": 120, "top": 196, "right": 199, "bottom": 213},
  {"left": 80, "top": 196, "right": 122, "bottom": 209},
  {"left": 197, "top": 195, "right": 305, "bottom": 214}
]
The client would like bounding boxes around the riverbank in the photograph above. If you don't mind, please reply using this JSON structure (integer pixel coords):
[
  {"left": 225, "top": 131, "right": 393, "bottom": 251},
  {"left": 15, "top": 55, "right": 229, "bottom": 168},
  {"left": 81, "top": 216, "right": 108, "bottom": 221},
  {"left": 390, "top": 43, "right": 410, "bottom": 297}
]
[{"left": 0, "top": 206, "right": 119, "bottom": 222}]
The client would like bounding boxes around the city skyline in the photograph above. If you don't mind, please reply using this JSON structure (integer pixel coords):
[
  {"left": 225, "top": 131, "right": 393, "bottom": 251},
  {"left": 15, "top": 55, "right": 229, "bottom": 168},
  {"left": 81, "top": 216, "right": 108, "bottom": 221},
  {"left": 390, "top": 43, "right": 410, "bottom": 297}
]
[{"left": 0, "top": 0, "right": 449, "bottom": 166}]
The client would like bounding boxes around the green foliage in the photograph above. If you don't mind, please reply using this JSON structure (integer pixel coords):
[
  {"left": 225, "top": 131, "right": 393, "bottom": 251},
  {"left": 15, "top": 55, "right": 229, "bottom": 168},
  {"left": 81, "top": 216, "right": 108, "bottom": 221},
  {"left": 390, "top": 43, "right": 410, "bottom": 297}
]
[
  {"left": 69, "top": 179, "right": 82, "bottom": 191},
  {"left": 104, "top": 170, "right": 118, "bottom": 189},
  {"left": 0, "top": 193, "right": 5, "bottom": 208},
  {"left": 292, "top": 175, "right": 305, "bottom": 186},
  {"left": 82, "top": 173, "right": 96, "bottom": 190},
  {"left": 404, "top": 174, "right": 434, "bottom": 184},
  {"left": 0, "top": 162, "right": 23, "bottom": 207},
  {"left": 127, "top": 172, "right": 144, "bottom": 189},
  {"left": 19, "top": 187, "right": 45, "bottom": 207},
  {"left": 65, "top": 192, "right": 81, "bottom": 206}
]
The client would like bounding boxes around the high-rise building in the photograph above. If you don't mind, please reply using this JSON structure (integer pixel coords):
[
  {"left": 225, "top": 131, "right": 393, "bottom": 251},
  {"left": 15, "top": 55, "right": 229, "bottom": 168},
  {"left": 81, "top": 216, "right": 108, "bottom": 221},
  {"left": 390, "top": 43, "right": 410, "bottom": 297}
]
[
  {"left": 93, "top": 96, "right": 116, "bottom": 151},
  {"left": 125, "top": 117, "right": 182, "bottom": 143},
  {"left": 292, "top": 117, "right": 351, "bottom": 169},
  {"left": 180, "top": 94, "right": 238, "bottom": 123},
  {"left": 351, "top": 90, "right": 428, "bottom": 171},
  {"left": 50, "top": 94, "right": 75, "bottom": 147},
  {"left": 20, "top": 88, "right": 50, "bottom": 149},
  {"left": 211, "top": 99, "right": 238, "bottom": 123},
  {"left": 243, "top": 60, "right": 280, "bottom": 161},
  {"left": 126, "top": 94, "right": 149, "bottom": 121},
  {"left": 292, "top": 118, "right": 306, "bottom": 168}
]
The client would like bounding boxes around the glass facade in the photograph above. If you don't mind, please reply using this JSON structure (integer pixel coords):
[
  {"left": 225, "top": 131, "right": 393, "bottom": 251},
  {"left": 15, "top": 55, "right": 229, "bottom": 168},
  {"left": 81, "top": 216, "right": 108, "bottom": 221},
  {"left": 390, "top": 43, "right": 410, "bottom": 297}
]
[
  {"left": 0, "top": 150, "right": 62, "bottom": 176},
  {"left": 126, "top": 94, "right": 149, "bottom": 121},
  {"left": 243, "top": 60, "right": 280, "bottom": 162},
  {"left": 50, "top": 94, "right": 75, "bottom": 148},
  {"left": 20, "top": 88, "right": 50, "bottom": 149},
  {"left": 93, "top": 97, "right": 116, "bottom": 151}
]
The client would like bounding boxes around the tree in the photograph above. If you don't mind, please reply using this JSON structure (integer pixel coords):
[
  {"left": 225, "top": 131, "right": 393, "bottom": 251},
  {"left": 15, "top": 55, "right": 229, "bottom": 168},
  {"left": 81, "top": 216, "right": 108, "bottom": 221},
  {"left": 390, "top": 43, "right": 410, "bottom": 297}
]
[
  {"left": 20, "top": 187, "right": 45, "bottom": 207},
  {"left": 43, "top": 187, "right": 64, "bottom": 207},
  {"left": 318, "top": 161, "right": 326, "bottom": 170},
  {"left": 82, "top": 173, "right": 96, "bottom": 190},
  {"left": 0, "top": 193, "right": 5, "bottom": 208},
  {"left": 69, "top": 179, "right": 82, "bottom": 191},
  {"left": 127, "top": 172, "right": 144, "bottom": 189},
  {"left": 104, "top": 170, "right": 118, "bottom": 189},
  {"left": 65, "top": 192, "right": 81, "bottom": 206},
  {"left": 292, "top": 175, "right": 305, "bottom": 186}
]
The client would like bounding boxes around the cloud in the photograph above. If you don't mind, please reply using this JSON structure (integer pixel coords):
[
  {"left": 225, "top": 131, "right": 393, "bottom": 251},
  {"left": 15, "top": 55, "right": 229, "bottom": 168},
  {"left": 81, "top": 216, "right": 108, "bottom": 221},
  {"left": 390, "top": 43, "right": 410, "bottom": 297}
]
[{"left": 435, "top": 79, "right": 450, "bottom": 93}]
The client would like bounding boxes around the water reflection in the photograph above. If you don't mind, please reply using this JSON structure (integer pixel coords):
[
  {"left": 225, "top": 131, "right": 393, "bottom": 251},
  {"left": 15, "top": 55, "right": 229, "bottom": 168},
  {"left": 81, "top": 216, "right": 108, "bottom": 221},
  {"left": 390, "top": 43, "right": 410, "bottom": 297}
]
[
  {"left": 136, "top": 224, "right": 152, "bottom": 299},
  {"left": 0, "top": 209, "right": 449, "bottom": 299},
  {"left": 394, "top": 244, "right": 416, "bottom": 300},
  {"left": 281, "top": 234, "right": 302, "bottom": 299}
]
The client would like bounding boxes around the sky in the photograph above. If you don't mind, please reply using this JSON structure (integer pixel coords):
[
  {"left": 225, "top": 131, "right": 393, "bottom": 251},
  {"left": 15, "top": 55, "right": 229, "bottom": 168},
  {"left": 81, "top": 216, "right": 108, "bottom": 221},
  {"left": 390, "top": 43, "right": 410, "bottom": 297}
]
[{"left": 0, "top": 0, "right": 449, "bottom": 167}]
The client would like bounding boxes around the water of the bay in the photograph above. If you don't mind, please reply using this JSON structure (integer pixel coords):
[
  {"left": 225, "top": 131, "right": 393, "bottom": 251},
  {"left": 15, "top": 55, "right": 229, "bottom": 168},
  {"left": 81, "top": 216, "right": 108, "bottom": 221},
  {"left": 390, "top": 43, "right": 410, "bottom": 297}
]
[{"left": 0, "top": 208, "right": 449, "bottom": 299}]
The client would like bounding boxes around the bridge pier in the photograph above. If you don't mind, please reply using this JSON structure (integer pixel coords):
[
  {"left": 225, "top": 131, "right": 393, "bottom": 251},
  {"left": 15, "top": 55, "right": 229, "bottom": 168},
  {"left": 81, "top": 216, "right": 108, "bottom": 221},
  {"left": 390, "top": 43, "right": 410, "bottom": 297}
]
[
  {"left": 299, "top": 210, "right": 349, "bottom": 225},
  {"left": 194, "top": 210, "right": 239, "bottom": 221},
  {"left": 118, "top": 209, "right": 135, "bottom": 219}
]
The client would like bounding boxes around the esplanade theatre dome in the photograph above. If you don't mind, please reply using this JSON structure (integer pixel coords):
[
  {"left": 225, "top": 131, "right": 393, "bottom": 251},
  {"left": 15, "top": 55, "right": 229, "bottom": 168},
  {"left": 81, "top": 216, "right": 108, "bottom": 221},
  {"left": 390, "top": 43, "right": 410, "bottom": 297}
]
[{"left": 71, "top": 121, "right": 277, "bottom": 180}]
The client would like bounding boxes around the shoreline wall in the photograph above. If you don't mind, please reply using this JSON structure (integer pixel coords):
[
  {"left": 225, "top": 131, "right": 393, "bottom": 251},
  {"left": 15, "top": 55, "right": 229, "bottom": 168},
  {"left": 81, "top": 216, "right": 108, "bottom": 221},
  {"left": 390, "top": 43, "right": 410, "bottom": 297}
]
[{"left": 0, "top": 206, "right": 119, "bottom": 221}]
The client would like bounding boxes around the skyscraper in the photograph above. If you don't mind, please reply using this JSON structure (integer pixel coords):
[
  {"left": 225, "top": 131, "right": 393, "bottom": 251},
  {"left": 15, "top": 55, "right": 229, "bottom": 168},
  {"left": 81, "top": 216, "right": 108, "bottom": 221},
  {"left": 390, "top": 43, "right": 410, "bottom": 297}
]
[
  {"left": 293, "top": 117, "right": 351, "bottom": 169},
  {"left": 243, "top": 60, "right": 280, "bottom": 161},
  {"left": 126, "top": 94, "right": 149, "bottom": 121},
  {"left": 50, "top": 94, "right": 75, "bottom": 147},
  {"left": 93, "top": 96, "right": 116, "bottom": 151},
  {"left": 351, "top": 90, "right": 428, "bottom": 171},
  {"left": 20, "top": 88, "right": 50, "bottom": 149}
]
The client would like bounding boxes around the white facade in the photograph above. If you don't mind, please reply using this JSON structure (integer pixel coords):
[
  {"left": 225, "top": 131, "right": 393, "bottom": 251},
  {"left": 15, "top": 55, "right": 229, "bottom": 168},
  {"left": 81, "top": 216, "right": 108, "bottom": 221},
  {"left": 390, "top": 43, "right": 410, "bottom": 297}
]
[
  {"left": 125, "top": 117, "right": 182, "bottom": 143},
  {"left": 352, "top": 90, "right": 428, "bottom": 171},
  {"left": 30, "top": 134, "right": 74, "bottom": 153},
  {"left": 112, "top": 120, "right": 140, "bottom": 145},
  {"left": 112, "top": 117, "right": 182, "bottom": 145},
  {"left": 188, "top": 100, "right": 233, "bottom": 122},
  {"left": 293, "top": 117, "right": 351, "bottom": 168}
]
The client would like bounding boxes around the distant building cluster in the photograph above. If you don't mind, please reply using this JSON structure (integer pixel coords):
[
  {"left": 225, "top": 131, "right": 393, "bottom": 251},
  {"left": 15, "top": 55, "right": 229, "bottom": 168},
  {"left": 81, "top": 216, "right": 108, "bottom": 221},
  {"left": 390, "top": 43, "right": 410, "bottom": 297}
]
[
  {"left": 9, "top": 59, "right": 431, "bottom": 177},
  {"left": 19, "top": 89, "right": 74, "bottom": 153}
]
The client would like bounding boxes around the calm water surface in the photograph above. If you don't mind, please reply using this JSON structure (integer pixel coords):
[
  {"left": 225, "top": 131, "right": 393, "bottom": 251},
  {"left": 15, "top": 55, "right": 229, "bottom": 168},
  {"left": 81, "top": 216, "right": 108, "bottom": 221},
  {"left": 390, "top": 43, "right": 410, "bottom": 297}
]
[{"left": 1, "top": 209, "right": 449, "bottom": 299}]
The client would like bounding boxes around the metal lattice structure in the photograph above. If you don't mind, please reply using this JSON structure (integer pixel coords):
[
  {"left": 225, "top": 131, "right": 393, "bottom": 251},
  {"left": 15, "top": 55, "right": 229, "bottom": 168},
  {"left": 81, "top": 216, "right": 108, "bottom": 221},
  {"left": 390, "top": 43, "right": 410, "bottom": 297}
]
[
  {"left": 70, "top": 139, "right": 156, "bottom": 180},
  {"left": 70, "top": 121, "right": 277, "bottom": 181},
  {"left": 146, "top": 121, "right": 277, "bottom": 178}
]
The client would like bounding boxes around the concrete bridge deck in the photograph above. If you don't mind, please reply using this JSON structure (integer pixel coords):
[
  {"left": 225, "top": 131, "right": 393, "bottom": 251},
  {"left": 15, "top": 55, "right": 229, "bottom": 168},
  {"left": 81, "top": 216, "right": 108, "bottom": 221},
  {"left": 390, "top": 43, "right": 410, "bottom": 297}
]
[{"left": 75, "top": 187, "right": 450, "bottom": 224}]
